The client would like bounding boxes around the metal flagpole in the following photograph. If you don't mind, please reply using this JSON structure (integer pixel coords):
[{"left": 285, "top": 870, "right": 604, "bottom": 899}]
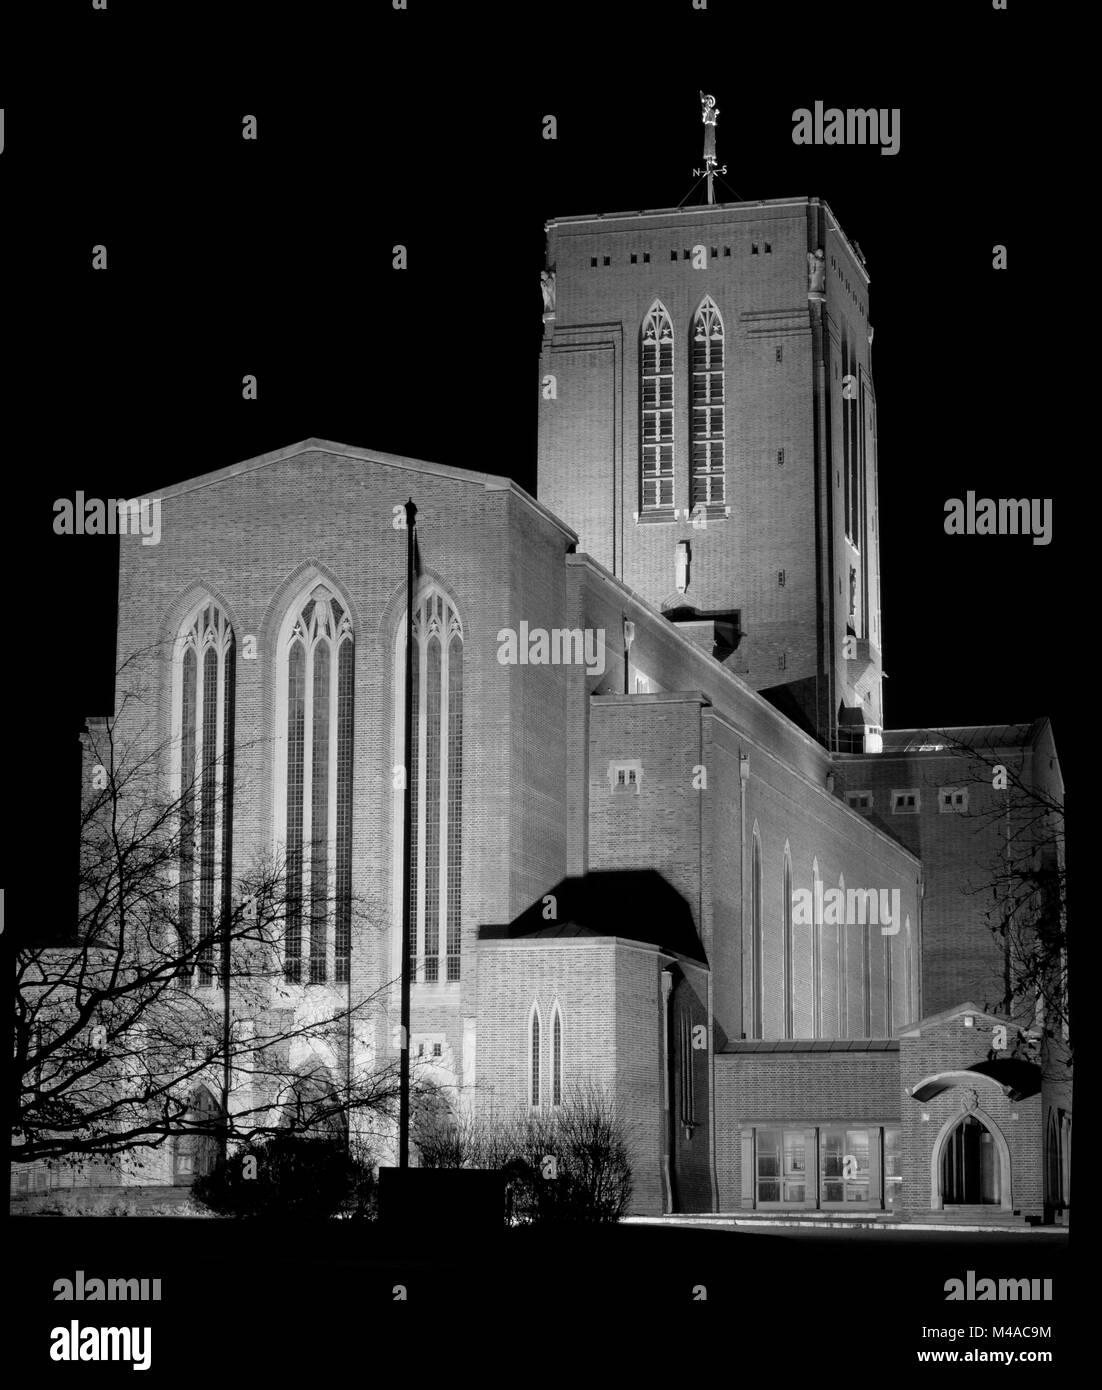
[{"left": 398, "top": 498, "right": 417, "bottom": 1168}]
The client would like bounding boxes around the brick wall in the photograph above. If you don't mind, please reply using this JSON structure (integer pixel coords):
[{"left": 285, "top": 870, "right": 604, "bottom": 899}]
[
  {"left": 572, "top": 554, "right": 920, "bottom": 1047},
  {"left": 540, "top": 206, "right": 818, "bottom": 671},
  {"left": 843, "top": 743, "right": 1037, "bottom": 1019},
  {"left": 538, "top": 197, "right": 883, "bottom": 744},
  {"left": 474, "top": 938, "right": 709, "bottom": 1217},
  {"left": 898, "top": 1008, "right": 1043, "bottom": 1220},
  {"left": 111, "top": 441, "right": 581, "bottom": 1155},
  {"left": 713, "top": 1047, "right": 900, "bottom": 1210},
  {"left": 474, "top": 940, "right": 616, "bottom": 1113}
]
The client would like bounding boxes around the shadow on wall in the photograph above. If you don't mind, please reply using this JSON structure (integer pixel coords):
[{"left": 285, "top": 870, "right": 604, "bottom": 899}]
[{"left": 479, "top": 869, "right": 706, "bottom": 964}]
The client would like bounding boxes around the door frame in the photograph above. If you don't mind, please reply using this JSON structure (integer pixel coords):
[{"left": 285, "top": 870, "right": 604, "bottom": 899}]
[{"left": 929, "top": 1104, "right": 1013, "bottom": 1212}]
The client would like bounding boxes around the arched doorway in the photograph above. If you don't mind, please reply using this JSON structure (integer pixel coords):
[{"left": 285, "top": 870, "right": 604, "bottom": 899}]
[
  {"left": 940, "top": 1113, "right": 1001, "bottom": 1205},
  {"left": 173, "top": 1085, "right": 221, "bottom": 1184}
]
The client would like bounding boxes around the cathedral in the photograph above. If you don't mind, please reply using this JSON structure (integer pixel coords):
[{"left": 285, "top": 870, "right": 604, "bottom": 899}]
[{"left": 14, "top": 187, "right": 1070, "bottom": 1225}]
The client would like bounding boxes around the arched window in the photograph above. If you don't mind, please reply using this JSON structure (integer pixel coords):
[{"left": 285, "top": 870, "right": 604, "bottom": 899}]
[
  {"left": 679, "top": 1010, "right": 696, "bottom": 1125},
  {"left": 641, "top": 301, "right": 674, "bottom": 510},
  {"left": 751, "top": 828, "right": 763, "bottom": 1039},
  {"left": 903, "top": 915, "right": 914, "bottom": 1023},
  {"left": 529, "top": 1003, "right": 542, "bottom": 1109},
  {"left": 397, "top": 585, "right": 463, "bottom": 983},
  {"left": 782, "top": 846, "right": 793, "bottom": 1039},
  {"left": 279, "top": 584, "right": 354, "bottom": 985},
  {"left": 690, "top": 296, "right": 725, "bottom": 508},
  {"left": 551, "top": 1004, "right": 563, "bottom": 1107},
  {"left": 176, "top": 602, "right": 235, "bottom": 988}
]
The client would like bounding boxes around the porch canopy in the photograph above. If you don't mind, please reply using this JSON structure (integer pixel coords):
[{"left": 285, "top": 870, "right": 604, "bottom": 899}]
[{"left": 909, "top": 1059, "right": 1042, "bottom": 1104}]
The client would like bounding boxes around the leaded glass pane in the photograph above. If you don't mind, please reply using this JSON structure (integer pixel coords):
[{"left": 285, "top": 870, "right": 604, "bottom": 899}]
[
  {"left": 690, "top": 300, "right": 725, "bottom": 508},
  {"left": 179, "top": 646, "right": 197, "bottom": 958},
  {"left": 285, "top": 641, "right": 305, "bottom": 983},
  {"left": 552, "top": 1009, "right": 562, "bottom": 1106},
  {"left": 424, "top": 637, "right": 441, "bottom": 981},
  {"left": 335, "top": 639, "right": 354, "bottom": 984},
  {"left": 531, "top": 1014, "right": 541, "bottom": 1107},
  {"left": 446, "top": 632, "right": 463, "bottom": 981},
  {"left": 641, "top": 305, "right": 674, "bottom": 510},
  {"left": 310, "top": 640, "right": 330, "bottom": 984},
  {"left": 408, "top": 632, "right": 420, "bottom": 973},
  {"left": 198, "top": 647, "right": 218, "bottom": 987}
]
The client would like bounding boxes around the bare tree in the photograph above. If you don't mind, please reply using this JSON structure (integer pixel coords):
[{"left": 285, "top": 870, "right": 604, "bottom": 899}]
[
  {"left": 903, "top": 726, "right": 1068, "bottom": 1064},
  {"left": 12, "top": 664, "right": 412, "bottom": 1179}
]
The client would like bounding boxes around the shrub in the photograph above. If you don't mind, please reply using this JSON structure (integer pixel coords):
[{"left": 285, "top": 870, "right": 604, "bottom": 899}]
[
  {"left": 416, "top": 1084, "right": 633, "bottom": 1225},
  {"left": 192, "top": 1132, "right": 376, "bottom": 1218}
]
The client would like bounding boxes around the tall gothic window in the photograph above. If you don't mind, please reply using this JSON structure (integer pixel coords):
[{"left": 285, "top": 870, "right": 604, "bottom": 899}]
[
  {"left": 782, "top": 847, "right": 793, "bottom": 1039},
  {"left": 399, "top": 586, "right": 463, "bottom": 983},
  {"left": 551, "top": 1004, "right": 563, "bottom": 1107},
  {"left": 641, "top": 301, "right": 674, "bottom": 509},
  {"left": 281, "top": 584, "right": 354, "bottom": 985},
  {"left": 529, "top": 1003, "right": 542, "bottom": 1109},
  {"left": 751, "top": 829, "right": 763, "bottom": 1039},
  {"left": 679, "top": 1010, "right": 696, "bottom": 1126},
  {"left": 690, "top": 296, "right": 725, "bottom": 507},
  {"left": 177, "top": 602, "right": 235, "bottom": 988}
]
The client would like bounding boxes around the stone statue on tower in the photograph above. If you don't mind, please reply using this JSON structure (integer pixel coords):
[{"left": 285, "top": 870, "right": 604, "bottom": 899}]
[
  {"left": 700, "top": 92, "right": 719, "bottom": 166},
  {"left": 807, "top": 248, "right": 826, "bottom": 298},
  {"left": 540, "top": 270, "right": 556, "bottom": 315},
  {"left": 694, "top": 93, "right": 726, "bottom": 204}
]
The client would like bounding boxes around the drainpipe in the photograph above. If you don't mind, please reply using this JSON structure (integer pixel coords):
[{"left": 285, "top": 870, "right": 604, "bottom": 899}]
[
  {"left": 739, "top": 752, "right": 750, "bottom": 1034},
  {"left": 661, "top": 969, "right": 674, "bottom": 1213},
  {"left": 701, "top": 709, "right": 718, "bottom": 1211},
  {"left": 346, "top": 933, "right": 353, "bottom": 1157}
]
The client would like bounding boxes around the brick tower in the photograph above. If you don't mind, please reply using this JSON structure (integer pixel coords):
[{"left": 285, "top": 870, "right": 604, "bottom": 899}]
[{"left": 537, "top": 180, "right": 884, "bottom": 753}]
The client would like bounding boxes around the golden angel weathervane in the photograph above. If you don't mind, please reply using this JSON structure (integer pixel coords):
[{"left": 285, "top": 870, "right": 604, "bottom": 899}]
[{"left": 694, "top": 92, "right": 727, "bottom": 204}]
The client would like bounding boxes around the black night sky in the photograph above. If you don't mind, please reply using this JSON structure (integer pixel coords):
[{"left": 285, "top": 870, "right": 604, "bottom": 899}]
[{"left": 7, "top": 1, "right": 1074, "bottom": 935}]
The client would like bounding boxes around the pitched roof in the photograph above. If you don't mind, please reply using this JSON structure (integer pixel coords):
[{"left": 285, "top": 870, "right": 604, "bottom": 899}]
[
  {"left": 897, "top": 1001, "right": 1011, "bottom": 1036},
  {"left": 147, "top": 437, "right": 577, "bottom": 542}
]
